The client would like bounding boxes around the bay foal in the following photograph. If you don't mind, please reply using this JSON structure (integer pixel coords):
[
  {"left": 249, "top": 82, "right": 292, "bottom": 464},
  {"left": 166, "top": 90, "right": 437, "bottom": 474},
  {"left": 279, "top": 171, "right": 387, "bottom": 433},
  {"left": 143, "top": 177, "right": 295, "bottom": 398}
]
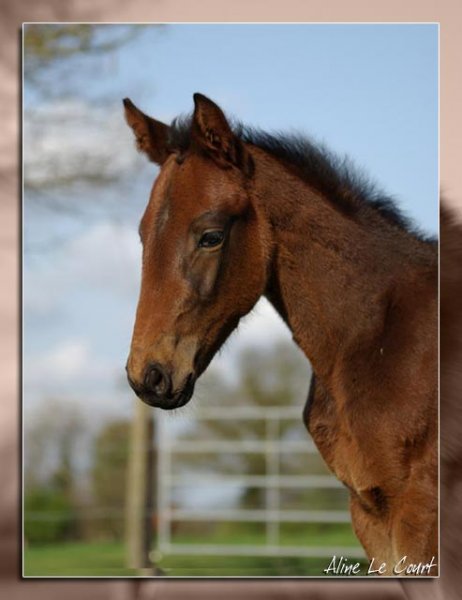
[{"left": 124, "top": 94, "right": 438, "bottom": 574}]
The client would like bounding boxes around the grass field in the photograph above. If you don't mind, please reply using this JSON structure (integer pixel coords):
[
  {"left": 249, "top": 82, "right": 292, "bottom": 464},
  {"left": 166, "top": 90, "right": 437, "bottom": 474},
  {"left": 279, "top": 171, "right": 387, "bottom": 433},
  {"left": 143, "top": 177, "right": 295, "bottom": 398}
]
[{"left": 24, "top": 524, "right": 367, "bottom": 577}]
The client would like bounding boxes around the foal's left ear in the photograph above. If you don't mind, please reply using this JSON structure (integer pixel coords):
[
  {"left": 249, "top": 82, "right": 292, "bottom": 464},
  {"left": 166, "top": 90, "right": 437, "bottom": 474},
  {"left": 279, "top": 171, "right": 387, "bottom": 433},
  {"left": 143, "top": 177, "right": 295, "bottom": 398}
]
[{"left": 192, "top": 93, "right": 253, "bottom": 177}]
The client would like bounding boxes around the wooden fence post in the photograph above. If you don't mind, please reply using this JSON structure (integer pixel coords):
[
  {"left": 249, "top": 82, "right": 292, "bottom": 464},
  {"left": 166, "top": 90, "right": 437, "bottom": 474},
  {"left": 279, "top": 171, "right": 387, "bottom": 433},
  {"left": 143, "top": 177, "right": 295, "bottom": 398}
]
[{"left": 125, "top": 398, "right": 155, "bottom": 572}]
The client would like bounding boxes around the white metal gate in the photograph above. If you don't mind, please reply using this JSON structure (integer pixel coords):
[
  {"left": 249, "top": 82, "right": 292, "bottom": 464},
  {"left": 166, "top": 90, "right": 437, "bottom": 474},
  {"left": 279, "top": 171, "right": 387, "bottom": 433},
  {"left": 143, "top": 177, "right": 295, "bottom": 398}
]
[{"left": 155, "top": 406, "right": 364, "bottom": 559}]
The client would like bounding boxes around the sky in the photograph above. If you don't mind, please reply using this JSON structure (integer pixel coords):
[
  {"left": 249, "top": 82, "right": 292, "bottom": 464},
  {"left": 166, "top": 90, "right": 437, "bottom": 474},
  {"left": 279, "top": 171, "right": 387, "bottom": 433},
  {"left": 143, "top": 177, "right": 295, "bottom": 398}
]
[{"left": 23, "top": 24, "right": 439, "bottom": 425}]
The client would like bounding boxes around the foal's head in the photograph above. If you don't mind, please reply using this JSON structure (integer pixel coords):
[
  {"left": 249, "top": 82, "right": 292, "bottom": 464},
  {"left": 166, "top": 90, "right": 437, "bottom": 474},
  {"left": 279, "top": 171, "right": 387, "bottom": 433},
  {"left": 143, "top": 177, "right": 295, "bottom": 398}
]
[{"left": 124, "top": 94, "right": 270, "bottom": 409}]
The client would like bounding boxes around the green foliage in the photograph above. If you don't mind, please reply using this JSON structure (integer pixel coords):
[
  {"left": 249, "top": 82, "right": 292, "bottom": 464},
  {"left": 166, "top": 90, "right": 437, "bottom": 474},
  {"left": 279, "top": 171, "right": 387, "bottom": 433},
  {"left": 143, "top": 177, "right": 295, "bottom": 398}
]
[
  {"left": 172, "top": 341, "right": 350, "bottom": 523},
  {"left": 90, "top": 420, "right": 130, "bottom": 540},
  {"left": 24, "top": 486, "right": 78, "bottom": 546},
  {"left": 180, "top": 341, "right": 316, "bottom": 508},
  {"left": 24, "top": 24, "right": 142, "bottom": 82},
  {"left": 24, "top": 400, "right": 86, "bottom": 545},
  {"left": 24, "top": 399, "right": 85, "bottom": 491}
]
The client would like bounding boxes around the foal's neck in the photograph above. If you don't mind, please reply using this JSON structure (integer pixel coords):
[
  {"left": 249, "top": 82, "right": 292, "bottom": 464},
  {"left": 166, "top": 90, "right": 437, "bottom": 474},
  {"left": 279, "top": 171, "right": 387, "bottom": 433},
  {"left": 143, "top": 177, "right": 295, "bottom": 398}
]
[{"left": 254, "top": 153, "right": 432, "bottom": 383}]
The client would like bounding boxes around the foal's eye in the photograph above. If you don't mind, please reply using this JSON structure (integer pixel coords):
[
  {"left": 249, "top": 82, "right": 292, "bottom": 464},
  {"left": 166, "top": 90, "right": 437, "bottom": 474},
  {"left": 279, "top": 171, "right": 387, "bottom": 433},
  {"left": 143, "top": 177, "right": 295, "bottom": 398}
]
[{"left": 198, "top": 230, "right": 225, "bottom": 249}]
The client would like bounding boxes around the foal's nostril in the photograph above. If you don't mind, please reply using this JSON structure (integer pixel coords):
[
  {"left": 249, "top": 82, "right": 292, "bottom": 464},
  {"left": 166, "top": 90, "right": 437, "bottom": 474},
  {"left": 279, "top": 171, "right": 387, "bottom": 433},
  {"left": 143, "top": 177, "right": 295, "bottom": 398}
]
[{"left": 144, "top": 363, "right": 172, "bottom": 398}]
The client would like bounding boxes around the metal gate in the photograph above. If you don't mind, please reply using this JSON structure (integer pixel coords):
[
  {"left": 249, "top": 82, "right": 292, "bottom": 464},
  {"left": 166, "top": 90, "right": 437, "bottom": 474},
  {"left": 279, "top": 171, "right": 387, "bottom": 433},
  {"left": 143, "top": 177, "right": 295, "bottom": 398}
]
[{"left": 155, "top": 405, "right": 364, "bottom": 559}]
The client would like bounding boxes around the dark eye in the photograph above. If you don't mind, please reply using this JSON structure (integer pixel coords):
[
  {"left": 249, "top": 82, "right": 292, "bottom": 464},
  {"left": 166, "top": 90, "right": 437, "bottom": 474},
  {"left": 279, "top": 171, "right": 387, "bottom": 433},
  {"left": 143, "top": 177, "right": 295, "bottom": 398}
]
[{"left": 198, "top": 230, "right": 224, "bottom": 249}]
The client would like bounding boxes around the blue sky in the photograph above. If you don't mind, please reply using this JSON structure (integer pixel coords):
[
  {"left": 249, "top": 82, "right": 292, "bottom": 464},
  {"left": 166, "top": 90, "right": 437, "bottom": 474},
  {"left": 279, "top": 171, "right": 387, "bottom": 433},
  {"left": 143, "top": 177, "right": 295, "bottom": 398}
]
[
  {"left": 23, "top": 24, "right": 439, "bottom": 422},
  {"left": 113, "top": 23, "right": 438, "bottom": 232}
]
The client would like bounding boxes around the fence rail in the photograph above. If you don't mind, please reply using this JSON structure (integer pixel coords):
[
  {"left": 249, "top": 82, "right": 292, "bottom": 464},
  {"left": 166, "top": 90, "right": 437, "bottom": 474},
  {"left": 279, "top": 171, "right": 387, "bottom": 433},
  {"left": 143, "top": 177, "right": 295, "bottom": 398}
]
[
  {"left": 167, "top": 508, "right": 352, "bottom": 523},
  {"left": 155, "top": 406, "right": 364, "bottom": 561},
  {"left": 165, "top": 474, "right": 343, "bottom": 488}
]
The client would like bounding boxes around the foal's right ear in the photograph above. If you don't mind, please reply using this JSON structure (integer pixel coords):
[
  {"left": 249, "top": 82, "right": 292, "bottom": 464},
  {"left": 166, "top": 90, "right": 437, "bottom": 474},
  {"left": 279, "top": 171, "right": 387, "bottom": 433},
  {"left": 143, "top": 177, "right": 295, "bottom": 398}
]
[
  {"left": 123, "top": 98, "right": 170, "bottom": 165},
  {"left": 192, "top": 93, "right": 254, "bottom": 177}
]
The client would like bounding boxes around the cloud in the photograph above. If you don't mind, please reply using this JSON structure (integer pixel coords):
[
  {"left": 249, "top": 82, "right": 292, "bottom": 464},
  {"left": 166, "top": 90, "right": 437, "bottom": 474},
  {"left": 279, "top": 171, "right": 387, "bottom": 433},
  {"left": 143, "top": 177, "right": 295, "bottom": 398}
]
[
  {"left": 23, "top": 334, "right": 134, "bottom": 420},
  {"left": 26, "top": 338, "right": 102, "bottom": 389},
  {"left": 24, "top": 220, "right": 141, "bottom": 319},
  {"left": 24, "top": 99, "right": 145, "bottom": 187},
  {"left": 65, "top": 221, "right": 141, "bottom": 294}
]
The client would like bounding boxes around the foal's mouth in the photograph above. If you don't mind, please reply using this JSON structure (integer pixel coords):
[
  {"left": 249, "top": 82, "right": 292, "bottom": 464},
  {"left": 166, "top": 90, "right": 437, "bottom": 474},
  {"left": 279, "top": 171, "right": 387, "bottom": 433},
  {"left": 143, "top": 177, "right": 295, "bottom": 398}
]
[{"left": 169, "top": 375, "right": 196, "bottom": 410}]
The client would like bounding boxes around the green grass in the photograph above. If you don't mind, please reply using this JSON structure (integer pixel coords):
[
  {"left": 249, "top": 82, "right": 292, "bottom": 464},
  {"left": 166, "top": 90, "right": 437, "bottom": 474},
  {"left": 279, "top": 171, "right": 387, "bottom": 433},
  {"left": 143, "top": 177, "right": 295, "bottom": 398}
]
[
  {"left": 24, "top": 541, "right": 137, "bottom": 577},
  {"left": 171, "top": 522, "right": 359, "bottom": 547},
  {"left": 158, "top": 554, "right": 339, "bottom": 577},
  {"left": 24, "top": 524, "right": 366, "bottom": 577}
]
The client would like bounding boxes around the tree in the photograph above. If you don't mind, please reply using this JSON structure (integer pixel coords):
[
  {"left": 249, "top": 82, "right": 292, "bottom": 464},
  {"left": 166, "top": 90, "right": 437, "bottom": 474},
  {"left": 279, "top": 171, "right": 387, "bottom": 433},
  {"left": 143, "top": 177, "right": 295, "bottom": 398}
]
[
  {"left": 23, "top": 24, "right": 157, "bottom": 204},
  {"left": 24, "top": 399, "right": 86, "bottom": 544},
  {"left": 179, "top": 341, "right": 318, "bottom": 509},
  {"left": 24, "top": 24, "right": 143, "bottom": 97},
  {"left": 24, "top": 399, "right": 85, "bottom": 492},
  {"left": 91, "top": 419, "right": 130, "bottom": 540},
  {"left": 24, "top": 486, "right": 78, "bottom": 546}
]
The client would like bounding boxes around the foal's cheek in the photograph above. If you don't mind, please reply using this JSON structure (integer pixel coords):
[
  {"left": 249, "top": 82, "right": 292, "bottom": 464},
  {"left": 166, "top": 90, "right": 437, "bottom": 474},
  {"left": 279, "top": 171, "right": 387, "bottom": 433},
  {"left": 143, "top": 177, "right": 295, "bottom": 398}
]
[
  {"left": 198, "top": 261, "right": 219, "bottom": 299},
  {"left": 188, "top": 254, "right": 220, "bottom": 300}
]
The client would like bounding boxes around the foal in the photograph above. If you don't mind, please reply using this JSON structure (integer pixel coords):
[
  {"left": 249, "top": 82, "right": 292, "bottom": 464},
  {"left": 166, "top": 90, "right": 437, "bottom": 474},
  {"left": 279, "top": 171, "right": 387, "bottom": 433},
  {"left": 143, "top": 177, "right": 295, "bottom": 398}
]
[{"left": 124, "top": 93, "right": 438, "bottom": 574}]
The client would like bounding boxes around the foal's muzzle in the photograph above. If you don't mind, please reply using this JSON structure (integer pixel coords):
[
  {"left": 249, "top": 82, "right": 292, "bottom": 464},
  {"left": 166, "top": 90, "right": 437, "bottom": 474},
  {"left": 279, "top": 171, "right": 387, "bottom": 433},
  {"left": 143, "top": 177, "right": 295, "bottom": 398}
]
[{"left": 127, "top": 362, "right": 195, "bottom": 410}]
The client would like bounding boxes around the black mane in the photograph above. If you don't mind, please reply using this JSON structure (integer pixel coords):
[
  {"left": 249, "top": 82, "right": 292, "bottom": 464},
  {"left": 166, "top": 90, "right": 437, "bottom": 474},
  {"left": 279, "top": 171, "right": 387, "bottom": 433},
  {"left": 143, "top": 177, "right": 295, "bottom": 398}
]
[{"left": 168, "top": 114, "right": 435, "bottom": 242}]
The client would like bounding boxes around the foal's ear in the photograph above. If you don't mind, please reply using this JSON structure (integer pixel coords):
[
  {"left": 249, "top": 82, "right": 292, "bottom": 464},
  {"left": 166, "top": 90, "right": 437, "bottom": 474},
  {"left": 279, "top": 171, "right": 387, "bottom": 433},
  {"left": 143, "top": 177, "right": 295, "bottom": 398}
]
[
  {"left": 123, "top": 98, "right": 170, "bottom": 165},
  {"left": 192, "top": 93, "right": 253, "bottom": 177}
]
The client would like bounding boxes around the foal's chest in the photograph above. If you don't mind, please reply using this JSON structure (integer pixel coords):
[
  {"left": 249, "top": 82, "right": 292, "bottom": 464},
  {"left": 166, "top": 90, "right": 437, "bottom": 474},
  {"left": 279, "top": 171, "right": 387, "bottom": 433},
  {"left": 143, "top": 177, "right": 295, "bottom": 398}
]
[{"left": 304, "top": 377, "right": 388, "bottom": 513}]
